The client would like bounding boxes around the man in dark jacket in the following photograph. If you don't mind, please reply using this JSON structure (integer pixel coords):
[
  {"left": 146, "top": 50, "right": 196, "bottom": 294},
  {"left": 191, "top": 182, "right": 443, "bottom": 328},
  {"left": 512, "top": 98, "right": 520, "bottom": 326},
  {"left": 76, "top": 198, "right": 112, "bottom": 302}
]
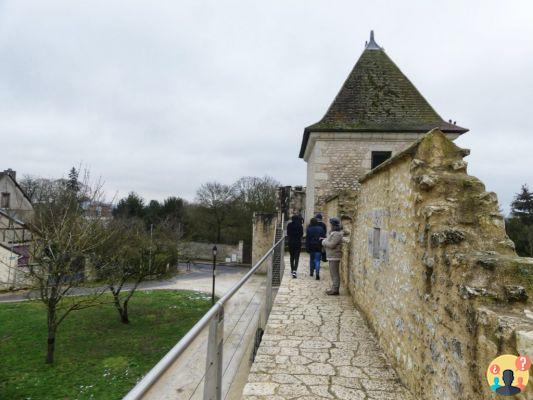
[
  {"left": 315, "top": 213, "right": 327, "bottom": 233},
  {"left": 287, "top": 215, "right": 304, "bottom": 278},
  {"left": 315, "top": 213, "right": 328, "bottom": 263},
  {"left": 306, "top": 218, "right": 326, "bottom": 280}
]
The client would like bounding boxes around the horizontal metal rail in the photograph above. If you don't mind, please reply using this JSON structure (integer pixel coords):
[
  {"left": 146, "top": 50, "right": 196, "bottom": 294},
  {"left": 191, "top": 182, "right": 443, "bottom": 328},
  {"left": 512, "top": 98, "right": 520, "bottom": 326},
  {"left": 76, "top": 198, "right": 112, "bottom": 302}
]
[{"left": 123, "top": 236, "right": 285, "bottom": 400}]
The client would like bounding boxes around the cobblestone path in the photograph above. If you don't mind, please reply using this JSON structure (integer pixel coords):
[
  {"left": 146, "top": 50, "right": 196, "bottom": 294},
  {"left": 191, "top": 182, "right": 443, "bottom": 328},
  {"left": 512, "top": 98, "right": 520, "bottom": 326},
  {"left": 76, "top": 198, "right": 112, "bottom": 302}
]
[{"left": 242, "top": 260, "right": 414, "bottom": 400}]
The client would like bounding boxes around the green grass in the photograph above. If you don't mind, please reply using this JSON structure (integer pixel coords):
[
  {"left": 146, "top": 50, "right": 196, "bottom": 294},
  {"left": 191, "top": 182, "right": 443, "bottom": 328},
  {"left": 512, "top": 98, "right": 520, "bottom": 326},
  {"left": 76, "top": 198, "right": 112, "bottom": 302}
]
[{"left": 0, "top": 290, "right": 213, "bottom": 400}]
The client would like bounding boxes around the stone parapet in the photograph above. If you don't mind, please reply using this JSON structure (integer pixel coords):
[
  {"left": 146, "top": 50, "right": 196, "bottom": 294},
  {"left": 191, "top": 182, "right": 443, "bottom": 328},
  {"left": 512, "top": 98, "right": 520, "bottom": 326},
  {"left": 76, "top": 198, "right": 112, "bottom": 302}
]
[
  {"left": 252, "top": 213, "right": 278, "bottom": 274},
  {"left": 341, "top": 129, "right": 533, "bottom": 399}
]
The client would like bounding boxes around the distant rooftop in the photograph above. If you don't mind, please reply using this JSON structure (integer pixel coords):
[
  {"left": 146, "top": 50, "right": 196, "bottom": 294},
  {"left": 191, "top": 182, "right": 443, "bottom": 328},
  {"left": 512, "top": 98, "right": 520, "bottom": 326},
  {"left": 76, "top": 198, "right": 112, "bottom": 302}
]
[{"left": 299, "top": 31, "right": 468, "bottom": 158}]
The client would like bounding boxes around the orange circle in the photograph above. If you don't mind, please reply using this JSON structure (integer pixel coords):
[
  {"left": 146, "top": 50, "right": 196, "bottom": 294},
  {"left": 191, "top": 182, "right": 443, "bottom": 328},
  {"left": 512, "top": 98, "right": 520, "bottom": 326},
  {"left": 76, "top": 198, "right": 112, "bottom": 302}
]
[{"left": 516, "top": 355, "right": 532, "bottom": 372}]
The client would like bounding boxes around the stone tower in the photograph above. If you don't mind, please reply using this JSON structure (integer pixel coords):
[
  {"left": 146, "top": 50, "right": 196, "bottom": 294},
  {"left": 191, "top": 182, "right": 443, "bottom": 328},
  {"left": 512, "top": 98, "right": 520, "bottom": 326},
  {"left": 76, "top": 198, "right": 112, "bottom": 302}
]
[{"left": 300, "top": 31, "right": 468, "bottom": 220}]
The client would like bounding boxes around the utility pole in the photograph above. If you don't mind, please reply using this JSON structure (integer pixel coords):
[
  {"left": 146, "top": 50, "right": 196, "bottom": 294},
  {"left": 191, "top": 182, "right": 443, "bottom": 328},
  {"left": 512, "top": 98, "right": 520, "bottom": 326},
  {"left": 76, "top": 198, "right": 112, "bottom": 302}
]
[
  {"left": 149, "top": 224, "right": 154, "bottom": 270},
  {"left": 211, "top": 246, "right": 217, "bottom": 305}
]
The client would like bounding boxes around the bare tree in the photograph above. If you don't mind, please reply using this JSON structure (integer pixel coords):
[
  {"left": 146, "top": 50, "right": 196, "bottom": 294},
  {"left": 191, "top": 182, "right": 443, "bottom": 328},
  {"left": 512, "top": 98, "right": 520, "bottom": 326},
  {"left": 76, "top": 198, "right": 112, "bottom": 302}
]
[
  {"left": 23, "top": 174, "right": 112, "bottom": 364},
  {"left": 18, "top": 175, "right": 59, "bottom": 204},
  {"left": 195, "top": 182, "right": 236, "bottom": 243},
  {"left": 96, "top": 219, "right": 178, "bottom": 324},
  {"left": 233, "top": 176, "right": 280, "bottom": 213}
]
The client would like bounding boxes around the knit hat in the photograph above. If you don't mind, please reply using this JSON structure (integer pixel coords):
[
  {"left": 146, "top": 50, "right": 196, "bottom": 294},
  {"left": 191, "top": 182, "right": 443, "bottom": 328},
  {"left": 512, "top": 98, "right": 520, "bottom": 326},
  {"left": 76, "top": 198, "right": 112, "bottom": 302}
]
[
  {"left": 329, "top": 217, "right": 341, "bottom": 227},
  {"left": 315, "top": 213, "right": 323, "bottom": 220}
]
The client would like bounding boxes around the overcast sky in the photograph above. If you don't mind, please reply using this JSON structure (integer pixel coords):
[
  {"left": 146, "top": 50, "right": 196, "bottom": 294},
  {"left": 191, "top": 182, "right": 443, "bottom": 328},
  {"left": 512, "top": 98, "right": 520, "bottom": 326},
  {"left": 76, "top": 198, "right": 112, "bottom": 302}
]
[{"left": 1, "top": 1, "right": 532, "bottom": 213}]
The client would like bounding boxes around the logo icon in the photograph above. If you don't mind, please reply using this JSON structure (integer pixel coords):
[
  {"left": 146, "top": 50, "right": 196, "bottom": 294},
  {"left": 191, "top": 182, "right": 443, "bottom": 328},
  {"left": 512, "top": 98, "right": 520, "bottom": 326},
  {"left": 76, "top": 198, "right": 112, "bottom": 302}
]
[{"left": 487, "top": 354, "right": 531, "bottom": 396}]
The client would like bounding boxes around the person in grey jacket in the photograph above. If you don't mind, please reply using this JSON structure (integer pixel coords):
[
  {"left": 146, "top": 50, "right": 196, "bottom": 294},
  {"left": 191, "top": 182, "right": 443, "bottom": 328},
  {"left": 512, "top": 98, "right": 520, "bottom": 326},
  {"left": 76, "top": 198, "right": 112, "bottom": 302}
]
[{"left": 321, "top": 217, "right": 343, "bottom": 295}]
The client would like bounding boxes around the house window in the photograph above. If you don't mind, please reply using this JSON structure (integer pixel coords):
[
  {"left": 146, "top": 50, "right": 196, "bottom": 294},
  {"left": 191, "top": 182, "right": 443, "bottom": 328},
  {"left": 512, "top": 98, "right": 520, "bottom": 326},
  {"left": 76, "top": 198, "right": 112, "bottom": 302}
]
[
  {"left": 372, "top": 227, "right": 381, "bottom": 259},
  {"left": 1, "top": 192, "right": 10, "bottom": 208},
  {"left": 371, "top": 151, "right": 392, "bottom": 169}
]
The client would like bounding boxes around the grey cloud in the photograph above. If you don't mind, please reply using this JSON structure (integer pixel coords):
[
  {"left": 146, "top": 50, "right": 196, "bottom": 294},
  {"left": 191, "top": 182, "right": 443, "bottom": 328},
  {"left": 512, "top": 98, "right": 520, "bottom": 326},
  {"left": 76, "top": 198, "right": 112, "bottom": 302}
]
[{"left": 0, "top": 0, "right": 532, "bottom": 212}]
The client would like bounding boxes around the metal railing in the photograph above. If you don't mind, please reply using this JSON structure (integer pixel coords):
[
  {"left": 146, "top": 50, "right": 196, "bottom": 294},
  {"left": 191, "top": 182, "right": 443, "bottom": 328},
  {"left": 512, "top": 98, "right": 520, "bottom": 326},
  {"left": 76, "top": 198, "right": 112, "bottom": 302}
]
[{"left": 123, "top": 231, "right": 285, "bottom": 400}]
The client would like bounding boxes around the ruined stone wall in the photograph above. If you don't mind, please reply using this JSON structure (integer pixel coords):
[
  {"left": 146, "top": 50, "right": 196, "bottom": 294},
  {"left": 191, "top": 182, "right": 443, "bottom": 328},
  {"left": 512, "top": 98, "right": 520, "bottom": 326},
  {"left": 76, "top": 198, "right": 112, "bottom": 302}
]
[
  {"left": 303, "top": 132, "right": 461, "bottom": 221},
  {"left": 324, "top": 195, "right": 339, "bottom": 224},
  {"left": 278, "top": 186, "right": 306, "bottom": 222},
  {"left": 251, "top": 213, "right": 277, "bottom": 273},
  {"left": 343, "top": 130, "right": 533, "bottom": 400}
]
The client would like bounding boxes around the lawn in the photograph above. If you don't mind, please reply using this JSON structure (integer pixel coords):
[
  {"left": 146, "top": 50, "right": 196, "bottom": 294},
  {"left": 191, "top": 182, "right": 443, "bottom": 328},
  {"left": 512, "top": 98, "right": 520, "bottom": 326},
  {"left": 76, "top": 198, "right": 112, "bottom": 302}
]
[{"left": 0, "top": 289, "right": 213, "bottom": 400}]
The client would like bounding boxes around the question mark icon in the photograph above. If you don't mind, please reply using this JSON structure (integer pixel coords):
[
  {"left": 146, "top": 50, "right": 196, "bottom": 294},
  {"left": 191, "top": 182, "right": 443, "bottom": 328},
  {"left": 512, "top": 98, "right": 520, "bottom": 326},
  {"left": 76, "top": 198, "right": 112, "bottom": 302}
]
[
  {"left": 491, "top": 364, "right": 500, "bottom": 375},
  {"left": 515, "top": 355, "right": 532, "bottom": 371}
]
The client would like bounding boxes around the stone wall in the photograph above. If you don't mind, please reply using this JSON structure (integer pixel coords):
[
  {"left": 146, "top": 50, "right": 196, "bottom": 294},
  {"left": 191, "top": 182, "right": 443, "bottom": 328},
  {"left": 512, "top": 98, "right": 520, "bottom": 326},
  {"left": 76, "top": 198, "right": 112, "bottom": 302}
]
[
  {"left": 303, "top": 131, "right": 459, "bottom": 222},
  {"left": 278, "top": 186, "right": 306, "bottom": 222},
  {"left": 339, "top": 130, "right": 533, "bottom": 399},
  {"left": 179, "top": 241, "right": 244, "bottom": 263},
  {"left": 251, "top": 212, "right": 277, "bottom": 273}
]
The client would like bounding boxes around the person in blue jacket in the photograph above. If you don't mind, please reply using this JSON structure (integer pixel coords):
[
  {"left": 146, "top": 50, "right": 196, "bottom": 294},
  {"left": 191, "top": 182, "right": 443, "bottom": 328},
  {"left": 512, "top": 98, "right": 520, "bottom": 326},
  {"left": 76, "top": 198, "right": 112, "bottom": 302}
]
[{"left": 306, "top": 217, "right": 326, "bottom": 280}]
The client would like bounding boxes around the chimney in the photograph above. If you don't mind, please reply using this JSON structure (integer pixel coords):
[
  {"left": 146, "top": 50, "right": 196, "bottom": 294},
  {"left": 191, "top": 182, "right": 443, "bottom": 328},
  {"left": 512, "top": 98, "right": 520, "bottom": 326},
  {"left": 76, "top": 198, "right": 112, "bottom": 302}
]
[{"left": 3, "top": 169, "right": 16, "bottom": 181}]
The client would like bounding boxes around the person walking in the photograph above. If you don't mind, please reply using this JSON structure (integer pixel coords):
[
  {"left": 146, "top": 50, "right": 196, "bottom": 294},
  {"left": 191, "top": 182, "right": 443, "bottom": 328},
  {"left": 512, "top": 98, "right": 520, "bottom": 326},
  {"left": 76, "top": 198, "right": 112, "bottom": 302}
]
[
  {"left": 315, "top": 213, "right": 327, "bottom": 233},
  {"left": 322, "top": 217, "right": 343, "bottom": 295},
  {"left": 287, "top": 215, "right": 304, "bottom": 278},
  {"left": 306, "top": 217, "right": 325, "bottom": 280},
  {"left": 315, "top": 213, "right": 328, "bottom": 263}
]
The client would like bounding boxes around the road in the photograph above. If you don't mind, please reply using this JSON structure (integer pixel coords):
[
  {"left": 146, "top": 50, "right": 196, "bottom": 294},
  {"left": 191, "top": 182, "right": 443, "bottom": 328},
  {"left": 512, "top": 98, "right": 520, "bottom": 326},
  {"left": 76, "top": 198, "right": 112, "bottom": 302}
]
[{"left": 0, "top": 262, "right": 247, "bottom": 303}]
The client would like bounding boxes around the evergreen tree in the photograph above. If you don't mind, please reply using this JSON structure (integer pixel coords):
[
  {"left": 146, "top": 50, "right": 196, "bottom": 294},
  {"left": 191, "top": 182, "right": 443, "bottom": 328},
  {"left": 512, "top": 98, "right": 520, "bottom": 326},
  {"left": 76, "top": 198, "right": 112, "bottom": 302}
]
[
  {"left": 113, "top": 192, "right": 145, "bottom": 219},
  {"left": 507, "top": 184, "right": 533, "bottom": 257},
  {"left": 511, "top": 185, "right": 533, "bottom": 225},
  {"left": 66, "top": 167, "right": 80, "bottom": 195},
  {"left": 161, "top": 196, "right": 185, "bottom": 231},
  {"left": 144, "top": 199, "right": 162, "bottom": 227}
]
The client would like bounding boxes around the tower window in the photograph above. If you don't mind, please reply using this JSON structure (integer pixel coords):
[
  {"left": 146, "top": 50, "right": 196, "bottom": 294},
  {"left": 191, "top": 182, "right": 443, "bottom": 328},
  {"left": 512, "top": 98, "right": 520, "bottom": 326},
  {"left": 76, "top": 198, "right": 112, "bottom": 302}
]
[{"left": 371, "top": 151, "right": 392, "bottom": 169}]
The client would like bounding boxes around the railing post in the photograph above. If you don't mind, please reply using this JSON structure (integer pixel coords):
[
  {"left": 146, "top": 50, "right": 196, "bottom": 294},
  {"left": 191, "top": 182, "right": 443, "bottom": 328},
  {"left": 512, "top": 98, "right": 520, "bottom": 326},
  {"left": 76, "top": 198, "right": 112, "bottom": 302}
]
[
  {"left": 203, "top": 304, "right": 224, "bottom": 400},
  {"left": 280, "top": 222, "right": 286, "bottom": 282},
  {"left": 264, "top": 247, "right": 274, "bottom": 321}
]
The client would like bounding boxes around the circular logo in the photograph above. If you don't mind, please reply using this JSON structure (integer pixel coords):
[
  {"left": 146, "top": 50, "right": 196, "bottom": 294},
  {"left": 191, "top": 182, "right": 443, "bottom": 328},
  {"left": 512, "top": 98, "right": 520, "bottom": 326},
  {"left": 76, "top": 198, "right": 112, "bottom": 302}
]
[{"left": 487, "top": 354, "right": 530, "bottom": 396}]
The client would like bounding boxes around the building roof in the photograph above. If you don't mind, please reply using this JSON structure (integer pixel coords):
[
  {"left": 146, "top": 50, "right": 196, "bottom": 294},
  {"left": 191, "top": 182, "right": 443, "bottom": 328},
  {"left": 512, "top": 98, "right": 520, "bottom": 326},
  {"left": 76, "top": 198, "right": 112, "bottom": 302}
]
[
  {"left": 299, "top": 31, "right": 468, "bottom": 158},
  {"left": 0, "top": 209, "right": 27, "bottom": 227},
  {"left": 0, "top": 170, "right": 33, "bottom": 205}
]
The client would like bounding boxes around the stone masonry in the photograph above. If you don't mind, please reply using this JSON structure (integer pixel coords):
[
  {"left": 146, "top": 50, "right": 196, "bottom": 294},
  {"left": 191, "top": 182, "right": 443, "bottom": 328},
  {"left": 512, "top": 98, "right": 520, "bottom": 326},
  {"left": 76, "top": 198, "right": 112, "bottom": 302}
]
[
  {"left": 331, "top": 130, "right": 533, "bottom": 399},
  {"left": 242, "top": 259, "right": 414, "bottom": 400},
  {"left": 252, "top": 212, "right": 277, "bottom": 273},
  {"left": 304, "top": 132, "right": 440, "bottom": 220}
]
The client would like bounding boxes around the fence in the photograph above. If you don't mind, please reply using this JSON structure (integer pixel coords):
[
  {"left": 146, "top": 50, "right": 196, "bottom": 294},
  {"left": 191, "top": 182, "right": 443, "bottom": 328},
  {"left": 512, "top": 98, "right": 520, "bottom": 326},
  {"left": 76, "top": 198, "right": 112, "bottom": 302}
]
[{"left": 123, "top": 226, "right": 285, "bottom": 400}]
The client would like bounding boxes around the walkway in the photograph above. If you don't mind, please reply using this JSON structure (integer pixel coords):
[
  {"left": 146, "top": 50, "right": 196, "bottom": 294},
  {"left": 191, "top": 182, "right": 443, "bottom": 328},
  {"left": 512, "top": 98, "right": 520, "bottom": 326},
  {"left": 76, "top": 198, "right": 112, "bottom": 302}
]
[{"left": 242, "top": 259, "right": 414, "bottom": 400}]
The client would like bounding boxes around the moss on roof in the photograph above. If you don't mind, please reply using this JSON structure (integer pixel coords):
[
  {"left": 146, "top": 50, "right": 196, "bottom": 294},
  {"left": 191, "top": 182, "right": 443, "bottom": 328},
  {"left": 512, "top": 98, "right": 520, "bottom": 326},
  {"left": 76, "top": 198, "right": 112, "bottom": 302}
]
[{"left": 300, "top": 45, "right": 468, "bottom": 158}]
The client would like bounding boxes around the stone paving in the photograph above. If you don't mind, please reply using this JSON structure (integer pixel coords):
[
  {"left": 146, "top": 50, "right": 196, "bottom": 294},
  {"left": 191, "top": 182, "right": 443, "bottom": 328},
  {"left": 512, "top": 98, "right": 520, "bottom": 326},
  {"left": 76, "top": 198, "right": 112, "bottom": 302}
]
[{"left": 242, "top": 259, "right": 414, "bottom": 400}]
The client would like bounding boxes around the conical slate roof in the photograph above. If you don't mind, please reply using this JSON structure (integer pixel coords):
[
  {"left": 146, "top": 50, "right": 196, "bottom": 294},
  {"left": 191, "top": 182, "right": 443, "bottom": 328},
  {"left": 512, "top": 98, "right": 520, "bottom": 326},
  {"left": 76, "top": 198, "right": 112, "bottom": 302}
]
[{"left": 299, "top": 32, "right": 468, "bottom": 158}]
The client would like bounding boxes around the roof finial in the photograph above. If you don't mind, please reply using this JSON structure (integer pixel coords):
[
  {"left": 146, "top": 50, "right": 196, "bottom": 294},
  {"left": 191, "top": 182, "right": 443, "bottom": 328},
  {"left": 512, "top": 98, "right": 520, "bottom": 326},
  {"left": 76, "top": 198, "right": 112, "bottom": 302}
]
[{"left": 366, "top": 30, "right": 381, "bottom": 50}]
